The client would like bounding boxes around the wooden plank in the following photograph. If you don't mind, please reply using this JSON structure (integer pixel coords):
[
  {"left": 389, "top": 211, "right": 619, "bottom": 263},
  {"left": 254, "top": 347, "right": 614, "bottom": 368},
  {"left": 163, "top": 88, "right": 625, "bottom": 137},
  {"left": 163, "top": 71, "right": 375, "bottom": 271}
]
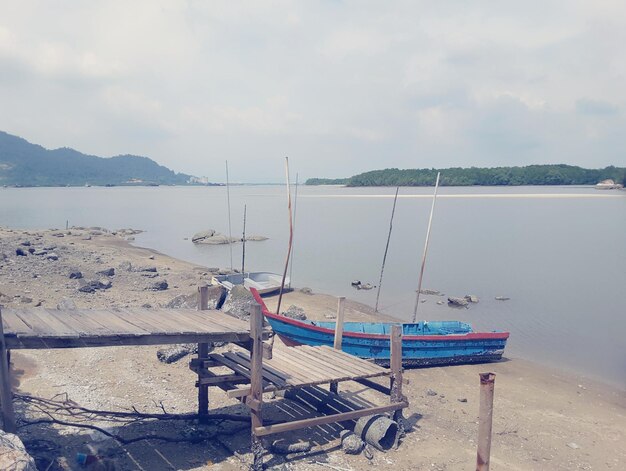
[
  {"left": 263, "top": 351, "right": 317, "bottom": 385},
  {"left": 125, "top": 309, "right": 190, "bottom": 334},
  {"left": 270, "top": 348, "right": 337, "bottom": 382},
  {"left": 13, "top": 309, "right": 79, "bottom": 338},
  {"left": 300, "top": 346, "right": 383, "bottom": 377},
  {"left": 253, "top": 402, "right": 408, "bottom": 437},
  {"left": 53, "top": 309, "right": 114, "bottom": 336},
  {"left": 226, "top": 352, "right": 289, "bottom": 386},
  {"left": 173, "top": 310, "right": 243, "bottom": 334},
  {"left": 183, "top": 310, "right": 250, "bottom": 333},
  {"left": 0, "top": 308, "right": 17, "bottom": 433},
  {"left": 77, "top": 309, "right": 148, "bottom": 336},
  {"left": 287, "top": 347, "right": 368, "bottom": 379},
  {"left": 0, "top": 310, "right": 33, "bottom": 336},
  {"left": 333, "top": 297, "right": 346, "bottom": 350},
  {"left": 317, "top": 345, "right": 387, "bottom": 374},
  {"left": 107, "top": 310, "right": 169, "bottom": 335}
]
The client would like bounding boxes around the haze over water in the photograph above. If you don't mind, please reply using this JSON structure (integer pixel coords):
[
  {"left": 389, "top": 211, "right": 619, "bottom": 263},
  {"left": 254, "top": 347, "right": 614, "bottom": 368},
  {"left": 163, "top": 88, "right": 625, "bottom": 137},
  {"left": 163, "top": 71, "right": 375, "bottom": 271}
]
[{"left": 1, "top": 185, "right": 625, "bottom": 388}]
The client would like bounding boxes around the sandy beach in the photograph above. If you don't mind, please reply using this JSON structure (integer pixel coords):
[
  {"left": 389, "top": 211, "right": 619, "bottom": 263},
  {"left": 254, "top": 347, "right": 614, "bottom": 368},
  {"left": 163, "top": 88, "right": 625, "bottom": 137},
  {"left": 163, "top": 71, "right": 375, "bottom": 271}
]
[{"left": 0, "top": 226, "right": 624, "bottom": 470}]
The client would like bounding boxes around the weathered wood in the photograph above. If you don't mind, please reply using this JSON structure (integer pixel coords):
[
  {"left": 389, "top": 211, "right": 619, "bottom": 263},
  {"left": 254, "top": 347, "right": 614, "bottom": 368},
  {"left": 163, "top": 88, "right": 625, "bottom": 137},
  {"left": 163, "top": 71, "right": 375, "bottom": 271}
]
[
  {"left": 390, "top": 324, "right": 405, "bottom": 443},
  {"left": 0, "top": 308, "right": 16, "bottom": 433},
  {"left": 197, "top": 285, "right": 210, "bottom": 422},
  {"left": 197, "top": 374, "right": 248, "bottom": 386},
  {"left": 253, "top": 402, "right": 408, "bottom": 437},
  {"left": 330, "top": 296, "right": 346, "bottom": 394},
  {"left": 249, "top": 304, "right": 264, "bottom": 471}
]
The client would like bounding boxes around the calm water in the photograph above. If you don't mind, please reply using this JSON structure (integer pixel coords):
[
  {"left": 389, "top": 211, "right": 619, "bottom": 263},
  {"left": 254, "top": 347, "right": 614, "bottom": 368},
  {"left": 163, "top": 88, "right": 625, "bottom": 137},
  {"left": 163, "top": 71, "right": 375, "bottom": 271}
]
[{"left": 1, "top": 185, "right": 625, "bottom": 387}]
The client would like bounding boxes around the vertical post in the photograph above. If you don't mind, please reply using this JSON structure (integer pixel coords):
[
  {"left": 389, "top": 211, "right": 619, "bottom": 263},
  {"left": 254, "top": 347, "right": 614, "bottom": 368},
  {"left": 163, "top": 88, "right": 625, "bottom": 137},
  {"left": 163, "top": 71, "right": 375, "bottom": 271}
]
[
  {"left": 330, "top": 297, "right": 345, "bottom": 394},
  {"left": 0, "top": 307, "right": 16, "bottom": 433},
  {"left": 249, "top": 304, "right": 264, "bottom": 470},
  {"left": 476, "top": 372, "right": 496, "bottom": 471},
  {"left": 197, "top": 285, "right": 209, "bottom": 422},
  {"left": 390, "top": 324, "right": 404, "bottom": 444}
]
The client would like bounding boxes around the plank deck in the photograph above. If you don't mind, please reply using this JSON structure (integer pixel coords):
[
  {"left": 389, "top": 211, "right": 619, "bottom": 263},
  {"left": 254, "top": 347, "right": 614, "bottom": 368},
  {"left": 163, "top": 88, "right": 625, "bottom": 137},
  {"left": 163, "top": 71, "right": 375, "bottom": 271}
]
[
  {"left": 212, "top": 345, "right": 391, "bottom": 398},
  {"left": 0, "top": 307, "right": 266, "bottom": 349}
]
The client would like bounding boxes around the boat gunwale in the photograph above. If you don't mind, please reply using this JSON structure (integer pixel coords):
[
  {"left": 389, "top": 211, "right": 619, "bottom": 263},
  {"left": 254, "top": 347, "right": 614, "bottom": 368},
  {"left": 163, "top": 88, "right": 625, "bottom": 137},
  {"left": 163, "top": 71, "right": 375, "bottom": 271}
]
[{"left": 251, "top": 289, "right": 510, "bottom": 342}]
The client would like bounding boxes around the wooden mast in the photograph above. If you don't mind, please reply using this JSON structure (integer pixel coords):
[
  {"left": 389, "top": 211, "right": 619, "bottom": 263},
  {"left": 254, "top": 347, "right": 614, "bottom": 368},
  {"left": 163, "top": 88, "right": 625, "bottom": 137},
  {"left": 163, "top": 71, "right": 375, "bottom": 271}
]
[
  {"left": 276, "top": 157, "right": 293, "bottom": 315},
  {"left": 225, "top": 160, "right": 234, "bottom": 272},
  {"left": 375, "top": 186, "right": 400, "bottom": 312}
]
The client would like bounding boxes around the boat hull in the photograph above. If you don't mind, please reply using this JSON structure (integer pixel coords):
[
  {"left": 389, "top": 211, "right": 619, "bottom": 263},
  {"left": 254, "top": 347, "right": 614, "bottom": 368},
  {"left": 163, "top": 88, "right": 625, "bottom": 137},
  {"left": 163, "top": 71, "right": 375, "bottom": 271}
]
[{"left": 251, "top": 290, "right": 509, "bottom": 366}]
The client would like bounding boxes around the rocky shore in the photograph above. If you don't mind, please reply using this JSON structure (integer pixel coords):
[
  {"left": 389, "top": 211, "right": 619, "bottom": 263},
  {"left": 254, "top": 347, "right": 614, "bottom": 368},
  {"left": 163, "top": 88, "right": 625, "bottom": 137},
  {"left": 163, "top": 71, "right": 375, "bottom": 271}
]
[{"left": 0, "top": 227, "right": 624, "bottom": 470}]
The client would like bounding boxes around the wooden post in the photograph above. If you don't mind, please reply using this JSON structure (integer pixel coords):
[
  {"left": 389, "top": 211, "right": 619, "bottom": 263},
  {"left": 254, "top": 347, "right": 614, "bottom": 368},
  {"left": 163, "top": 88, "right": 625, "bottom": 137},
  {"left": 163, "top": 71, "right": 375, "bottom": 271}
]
[
  {"left": 197, "top": 285, "right": 209, "bottom": 422},
  {"left": 476, "top": 372, "right": 496, "bottom": 471},
  {"left": 390, "top": 324, "right": 404, "bottom": 444},
  {"left": 330, "top": 297, "right": 345, "bottom": 394},
  {"left": 0, "top": 307, "right": 16, "bottom": 433},
  {"left": 249, "top": 304, "right": 264, "bottom": 470}
]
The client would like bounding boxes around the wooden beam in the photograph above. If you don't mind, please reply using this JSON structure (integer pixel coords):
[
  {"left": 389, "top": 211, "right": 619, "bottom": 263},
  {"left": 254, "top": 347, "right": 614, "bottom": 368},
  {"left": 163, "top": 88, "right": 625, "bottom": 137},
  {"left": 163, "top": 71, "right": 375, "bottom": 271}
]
[
  {"left": 249, "top": 304, "right": 264, "bottom": 470},
  {"left": 253, "top": 402, "right": 408, "bottom": 437},
  {"left": 197, "top": 285, "right": 210, "bottom": 422},
  {"left": 330, "top": 296, "right": 345, "bottom": 394},
  {"left": 0, "top": 307, "right": 16, "bottom": 433},
  {"left": 390, "top": 324, "right": 405, "bottom": 443}
]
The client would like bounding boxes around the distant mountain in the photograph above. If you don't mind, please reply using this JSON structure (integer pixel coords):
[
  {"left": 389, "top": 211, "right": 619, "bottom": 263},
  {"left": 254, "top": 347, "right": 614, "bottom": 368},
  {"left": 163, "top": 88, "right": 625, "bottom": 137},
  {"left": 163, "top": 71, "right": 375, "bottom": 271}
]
[
  {"left": 306, "top": 165, "right": 626, "bottom": 187},
  {"left": 0, "top": 131, "right": 198, "bottom": 186}
]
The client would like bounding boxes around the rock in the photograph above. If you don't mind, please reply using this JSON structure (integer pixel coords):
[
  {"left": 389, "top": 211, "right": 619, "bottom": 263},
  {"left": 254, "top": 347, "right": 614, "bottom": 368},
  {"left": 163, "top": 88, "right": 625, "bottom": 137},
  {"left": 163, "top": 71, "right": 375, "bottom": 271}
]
[
  {"left": 27, "top": 247, "right": 35, "bottom": 254},
  {"left": 426, "top": 389, "right": 438, "bottom": 396},
  {"left": 15, "top": 248, "right": 27, "bottom": 256},
  {"left": 567, "top": 442, "right": 580, "bottom": 449},
  {"left": 20, "top": 296, "right": 33, "bottom": 304},
  {"left": 43, "top": 245, "right": 56, "bottom": 251},
  {"left": 142, "top": 303, "right": 152, "bottom": 308},
  {"left": 0, "top": 430, "right": 37, "bottom": 471},
  {"left": 20, "top": 241, "right": 31, "bottom": 246},
  {"left": 156, "top": 344, "right": 200, "bottom": 363},
  {"left": 191, "top": 229, "right": 218, "bottom": 243},
  {"left": 149, "top": 280, "right": 168, "bottom": 291},
  {"left": 196, "top": 233, "right": 237, "bottom": 245},
  {"left": 33, "top": 249, "right": 47, "bottom": 256},
  {"left": 447, "top": 296, "right": 469, "bottom": 307},
  {"left": 51, "top": 232, "right": 65, "bottom": 237},
  {"left": 351, "top": 280, "right": 361, "bottom": 287},
  {"left": 283, "top": 305, "right": 307, "bottom": 320},
  {"left": 495, "top": 296, "right": 510, "bottom": 301},
  {"left": 464, "top": 295, "right": 479, "bottom": 303},
  {"left": 271, "top": 439, "right": 311, "bottom": 454},
  {"left": 34, "top": 300, "right": 43, "bottom": 307},
  {"left": 340, "top": 430, "right": 364, "bottom": 455},
  {"left": 46, "top": 253, "right": 59, "bottom": 261},
  {"left": 78, "top": 284, "right": 96, "bottom": 293},
  {"left": 98, "top": 278, "right": 112, "bottom": 289},
  {"left": 458, "top": 397, "right": 468, "bottom": 403},
  {"left": 119, "top": 261, "right": 133, "bottom": 271},
  {"left": 437, "top": 301, "right": 444, "bottom": 305},
  {"left": 299, "top": 287, "right": 313, "bottom": 295},
  {"left": 245, "top": 235, "right": 269, "bottom": 241},
  {"left": 135, "top": 266, "right": 157, "bottom": 273},
  {"left": 165, "top": 286, "right": 226, "bottom": 310},
  {"left": 57, "top": 298, "right": 77, "bottom": 310},
  {"left": 69, "top": 271, "right": 83, "bottom": 279},
  {"left": 419, "top": 289, "right": 441, "bottom": 295},
  {"left": 97, "top": 267, "right": 115, "bottom": 276},
  {"left": 222, "top": 285, "right": 256, "bottom": 319}
]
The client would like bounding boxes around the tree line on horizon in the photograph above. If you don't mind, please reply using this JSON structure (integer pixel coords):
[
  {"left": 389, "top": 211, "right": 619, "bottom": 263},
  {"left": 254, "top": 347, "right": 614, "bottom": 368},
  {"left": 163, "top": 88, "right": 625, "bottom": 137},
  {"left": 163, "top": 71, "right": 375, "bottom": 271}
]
[{"left": 305, "top": 164, "right": 626, "bottom": 187}]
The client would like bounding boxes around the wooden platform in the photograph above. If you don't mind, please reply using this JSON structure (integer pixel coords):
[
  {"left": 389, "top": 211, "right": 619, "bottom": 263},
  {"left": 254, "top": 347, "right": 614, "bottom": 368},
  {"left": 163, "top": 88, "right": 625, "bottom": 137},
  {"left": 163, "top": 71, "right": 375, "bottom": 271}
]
[
  {"left": 210, "top": 345, "right": 390, "bottom": 398},
  {"left": 0, "top": 307, "right": 263, "bottom": 349}
]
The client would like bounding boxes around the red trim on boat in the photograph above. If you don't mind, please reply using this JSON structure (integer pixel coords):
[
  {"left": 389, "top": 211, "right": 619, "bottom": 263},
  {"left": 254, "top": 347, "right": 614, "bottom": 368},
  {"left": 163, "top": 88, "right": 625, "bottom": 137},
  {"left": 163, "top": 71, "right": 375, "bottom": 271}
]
[{"left": 249, "top": 288, "right": 510, "bottom": 342}]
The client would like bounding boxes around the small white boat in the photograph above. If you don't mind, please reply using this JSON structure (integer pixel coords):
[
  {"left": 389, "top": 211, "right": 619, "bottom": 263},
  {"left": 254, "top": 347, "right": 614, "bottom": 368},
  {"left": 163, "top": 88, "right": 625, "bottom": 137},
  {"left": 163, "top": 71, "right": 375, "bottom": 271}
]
[{"left": 212, "top": 272, "right": 289, "bottom": 295}]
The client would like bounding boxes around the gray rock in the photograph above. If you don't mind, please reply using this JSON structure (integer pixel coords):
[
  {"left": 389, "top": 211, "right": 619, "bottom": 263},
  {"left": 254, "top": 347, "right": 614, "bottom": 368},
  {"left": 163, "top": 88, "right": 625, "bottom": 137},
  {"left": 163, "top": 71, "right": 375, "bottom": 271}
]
[
  {"left": 27, "top": 247, "right": 35, "bottom": 254},
  {"left": 0, "top": 431, "right": 37, "bottom": 471},
  {"left": 20, "top": 241, "right": 31, "bottom": 246},
  {"left": 271, "top": 439, "right": 311, "bottom": 454},
  {"left": 245, "top": 235, "right": 269, "bottom": 241},
  {"left": 51, "top": 232, "right": 65, "bottom": 237},
  {"left": 419, "top": 288, "right": 441, "bottom": 295},
  {"left": 191, "top": 229, "right": 217, "bottom": 242},
  {"left": 57, "top": 298, "right": 77, "bottom": 310},
  {"left": 98, "top": 278, "right": 112, "bottom": 289},
  {"left": 156, "top": 344, "right": 200, "bottom": 363},
  {"left": 135, "top": 266, "right": 157, "bottom": 273},
  {"left": 20, "top": 296, "right": 33, "bottom": 304},
  {"left": 33, "top": 249, "right": 47, "bottom": 256},
  {"left": 191, "top": 229, "right": 238, "bottom": 245},
  {"left": 165, "top": 286, "right": 226, "bottom": 310},
  {"left": 299, "top": 287, "right": 313, "bottom": 295},
  {"left": 222, "top": 285, "right": 256, "bottom": 319},
  {"left": 340, "top": 430, "right": 364, "bottom": 455},
  {"left": 447, "top": 296, "right": 469, "bottom": 307},
  {"left": 69, "top": 271, "right": 83, "bottom": 279},
  {"left": 78, "top": 284, "right": 96, "bottom": 293},
  {"left": 426, "top": 388, "right": 438, "bottom": 396},
  {"left": 464, "top": 295, "right": 479, "bottom": 303},
  {"left": 495, "top": 296, "right": 510, "bottom": 301},
  {"left": 97, "top": 267, "right": 115, "bottom": 276},
  {"left": 458, "top": 397, "right": 468, "bottom": 403},
  {"left": 15, "top": 248, "right": 27, "bottom": 256},
  {"left": 283, "top": 305, "right": 307, "bottom": 320},
  {"left": 149, "top": 280, "right": 169, "bottom": 291},
  {"left": 46, "top": 253, "right": 59, "bottom": 261},
  {"left": 119, "top": 261, "right": 133, "bottom": 271}
]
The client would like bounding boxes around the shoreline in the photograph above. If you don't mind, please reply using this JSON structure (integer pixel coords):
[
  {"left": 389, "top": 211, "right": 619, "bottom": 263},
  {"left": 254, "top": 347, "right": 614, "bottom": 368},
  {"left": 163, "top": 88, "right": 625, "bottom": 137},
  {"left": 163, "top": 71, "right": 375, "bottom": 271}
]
[{"left": 1, "top": 226, "right": 624, "bottom": 470}]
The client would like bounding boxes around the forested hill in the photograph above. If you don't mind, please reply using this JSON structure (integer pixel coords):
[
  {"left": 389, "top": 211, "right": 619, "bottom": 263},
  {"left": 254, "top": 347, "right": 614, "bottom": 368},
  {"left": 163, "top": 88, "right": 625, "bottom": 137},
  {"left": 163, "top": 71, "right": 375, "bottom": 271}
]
[
  {"left": 306, "top": 165, "right": 626, "bottom": 187},
  {"left": 0, "top": 131, "right": 195, "bottom": 186}
]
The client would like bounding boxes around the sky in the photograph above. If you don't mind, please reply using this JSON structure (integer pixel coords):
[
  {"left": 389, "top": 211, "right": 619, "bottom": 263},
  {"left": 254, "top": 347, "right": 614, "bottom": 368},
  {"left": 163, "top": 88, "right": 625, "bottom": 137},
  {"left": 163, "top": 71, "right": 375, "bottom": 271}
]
[{"left": 0, "top": 1, "right": 625, "bottom": 182}]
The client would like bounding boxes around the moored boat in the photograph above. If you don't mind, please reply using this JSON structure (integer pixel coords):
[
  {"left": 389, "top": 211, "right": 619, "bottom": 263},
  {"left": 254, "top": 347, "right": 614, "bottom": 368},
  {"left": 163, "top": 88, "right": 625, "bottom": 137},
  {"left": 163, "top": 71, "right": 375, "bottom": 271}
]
[
  {"left": 251, "top": 289, "right": 509, "bottom": 366},
  {"left": 214, "top": 272, "right": 289, "bottom": 295}
]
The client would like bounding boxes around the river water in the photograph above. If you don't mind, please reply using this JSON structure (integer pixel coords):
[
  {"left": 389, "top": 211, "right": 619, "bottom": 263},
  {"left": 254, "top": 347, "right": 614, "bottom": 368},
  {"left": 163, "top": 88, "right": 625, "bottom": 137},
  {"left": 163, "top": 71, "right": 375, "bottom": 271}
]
[{"left": 1, "top": 185, "right": 625, "bottom": 387}]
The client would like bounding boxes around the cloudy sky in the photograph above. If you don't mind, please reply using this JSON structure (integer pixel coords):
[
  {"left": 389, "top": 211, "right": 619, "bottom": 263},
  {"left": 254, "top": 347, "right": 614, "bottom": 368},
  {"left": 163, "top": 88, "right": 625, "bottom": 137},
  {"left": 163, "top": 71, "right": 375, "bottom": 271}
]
[{"left": 1, "top": 1, "right": 624, "bottom": 182}]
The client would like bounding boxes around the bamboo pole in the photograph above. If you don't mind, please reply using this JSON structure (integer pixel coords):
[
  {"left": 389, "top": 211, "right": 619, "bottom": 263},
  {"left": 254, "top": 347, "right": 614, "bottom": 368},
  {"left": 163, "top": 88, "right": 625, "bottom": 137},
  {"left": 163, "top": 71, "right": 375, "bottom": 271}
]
[
  {"left": 288, "top": 173, "right": 299, "bottom": 288},
  {"left": 330, "top": 296, "right": 345, "bottom": 394},
  {"left": 375, "top": 186, "right": 400, "bottom": 312},
  {"left": 249, "top": 304, "right": 264, "bottom": 470},
  {"left": 411, "top": 172, "right": 441, "bottom": 323},
  {"left": 476, "top": 372, "right": 496, "bottom": 471},
  {"left": 276, "top": 157, "right": 293, "bottom": 315},
  {"left": 241, "top": 204, "right": 247, "bottom": 274},
  {"left": 225, "top": 160, "right": 233, "bottom": 272}
]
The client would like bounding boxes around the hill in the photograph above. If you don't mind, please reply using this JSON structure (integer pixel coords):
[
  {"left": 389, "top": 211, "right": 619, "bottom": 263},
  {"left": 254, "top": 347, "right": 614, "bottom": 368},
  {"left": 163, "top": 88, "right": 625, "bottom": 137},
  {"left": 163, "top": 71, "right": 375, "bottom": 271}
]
[
  {"left": 0, "top": 131, "right": 196, "bottom": 186},
  {"left": 306, "top": 165, "right": 626, "bottom": 187}
]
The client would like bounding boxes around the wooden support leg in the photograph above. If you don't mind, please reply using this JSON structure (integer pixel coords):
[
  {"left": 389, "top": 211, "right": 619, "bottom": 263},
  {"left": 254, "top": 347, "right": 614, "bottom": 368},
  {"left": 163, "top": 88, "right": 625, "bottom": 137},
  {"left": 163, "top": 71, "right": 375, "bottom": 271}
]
[
  {"left": 0, "top": 308, "right": 16, "bottom": 433},
  {"left": 249, "top": 304, "right": 264, "bottom": 471},
  {"left": 330, "top": 296, "right": 345, "bottom": 395},
  {"left": 197, "top": 285, "right": 210, "bottom": 423},
  {"left": 390, "top": 324, "right": 405, "bottom": 445}
]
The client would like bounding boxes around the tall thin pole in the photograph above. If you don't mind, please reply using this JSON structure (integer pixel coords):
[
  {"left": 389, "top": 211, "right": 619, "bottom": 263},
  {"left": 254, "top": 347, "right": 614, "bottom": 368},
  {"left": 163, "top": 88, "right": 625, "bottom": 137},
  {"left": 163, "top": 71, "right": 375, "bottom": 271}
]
[
  {"left": 241, "top": 204, "right": 247, "bottom": 274},
  {"left": 276, "top": 157, "right": 293, "bottom": 315},
  {"left": 225, "top": 160, "right": 233, "bottom": 271},
  {"left": 375, "top": 186, "right": 400, "bottom": 312},
  {"left": 476, "top": 372, "right": 496, "bottom": 471},
  {"left": 288, "top": 173, "right": 299, "bottom": 288},
  {"left": 412, "top": 172, "right": 441, "bottom": 322}
]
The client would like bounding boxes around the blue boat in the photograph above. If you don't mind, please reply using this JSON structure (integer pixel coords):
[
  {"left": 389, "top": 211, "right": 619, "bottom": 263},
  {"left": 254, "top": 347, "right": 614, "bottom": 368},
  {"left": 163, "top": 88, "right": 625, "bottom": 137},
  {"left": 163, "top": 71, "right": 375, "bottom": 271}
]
[{"left": 251, "top": 289, "right": 509, "bottom": 366}]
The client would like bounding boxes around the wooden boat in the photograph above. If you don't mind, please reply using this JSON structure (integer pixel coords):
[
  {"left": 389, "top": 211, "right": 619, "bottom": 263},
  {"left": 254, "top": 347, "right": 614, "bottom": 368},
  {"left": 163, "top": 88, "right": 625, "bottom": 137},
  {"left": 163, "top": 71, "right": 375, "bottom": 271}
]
[
  {"left": 213, "top": 272, "right": 289, "bottom": 295},
  {"left": 251, "top": 289, "right": 509, "bottom": 366}
]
